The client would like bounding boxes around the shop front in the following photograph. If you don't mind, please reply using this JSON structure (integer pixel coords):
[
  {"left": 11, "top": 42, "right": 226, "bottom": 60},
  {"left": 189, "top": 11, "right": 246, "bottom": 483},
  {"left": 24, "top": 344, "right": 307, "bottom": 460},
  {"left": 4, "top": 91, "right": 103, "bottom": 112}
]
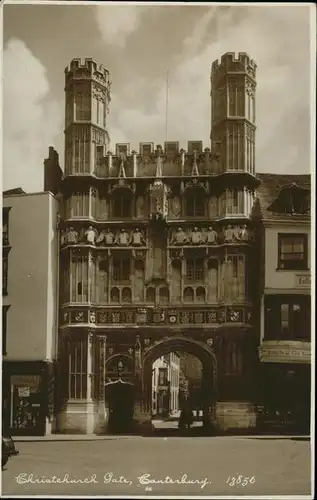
[
  {"left": 2, "top": 361, "right": 56, "bottom": 436},
  {"left": 258, "top": 342, "right": 311, "bottom": 434}
]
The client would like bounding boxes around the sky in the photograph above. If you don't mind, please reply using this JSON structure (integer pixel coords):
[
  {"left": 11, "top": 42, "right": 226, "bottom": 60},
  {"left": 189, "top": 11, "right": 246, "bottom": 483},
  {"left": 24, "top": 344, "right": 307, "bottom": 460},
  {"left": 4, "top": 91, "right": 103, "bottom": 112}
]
[{"left": 2, "top": 2, "right": 314, "bottom": 193}]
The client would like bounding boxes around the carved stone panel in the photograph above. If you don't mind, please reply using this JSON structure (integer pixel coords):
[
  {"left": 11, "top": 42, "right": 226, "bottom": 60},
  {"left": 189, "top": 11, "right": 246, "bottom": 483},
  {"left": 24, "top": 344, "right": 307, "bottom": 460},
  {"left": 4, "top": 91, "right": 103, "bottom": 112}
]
[{"left": 171, "top": 196, "right": 181, "bottom": 218}]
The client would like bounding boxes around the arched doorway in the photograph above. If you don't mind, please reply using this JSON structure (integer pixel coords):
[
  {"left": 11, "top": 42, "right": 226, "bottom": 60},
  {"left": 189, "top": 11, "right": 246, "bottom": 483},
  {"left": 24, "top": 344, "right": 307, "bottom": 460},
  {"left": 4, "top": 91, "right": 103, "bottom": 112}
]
[
  {"left": 104, "top": 354, "right": 134, "bottom": 433},
  {"left": 141, "top": 336, "right": 217, "bottom": 432},
  {"left": 104, "top": 380, "right": 135, "bottom": 433}
]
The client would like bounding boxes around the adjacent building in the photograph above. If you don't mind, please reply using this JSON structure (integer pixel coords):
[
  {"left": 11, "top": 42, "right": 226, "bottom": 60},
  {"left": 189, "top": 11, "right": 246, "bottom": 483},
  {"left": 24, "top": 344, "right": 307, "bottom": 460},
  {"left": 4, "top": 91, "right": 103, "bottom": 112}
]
[
  {"left": 178, "top": 352, "right": 203, "bottom": 411},
  {"left": 152, "top": 353, "right": 180, "bottom": 417},
  {"left": 257, "top": 174, "right": 311, "bottom": 432},
  {"left": 2, "top": 187, "right": 60, "bottom": 435}
]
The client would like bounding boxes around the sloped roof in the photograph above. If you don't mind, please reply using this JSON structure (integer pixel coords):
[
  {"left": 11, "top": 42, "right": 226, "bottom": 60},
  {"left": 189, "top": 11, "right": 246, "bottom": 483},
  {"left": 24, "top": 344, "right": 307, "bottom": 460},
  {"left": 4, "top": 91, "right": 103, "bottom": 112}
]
[
  {"left": 3, "top": 187, "right": 27, "bottom": 196},
  {"left": 256, "top": 173, "right": 311, "bottom": 221}
]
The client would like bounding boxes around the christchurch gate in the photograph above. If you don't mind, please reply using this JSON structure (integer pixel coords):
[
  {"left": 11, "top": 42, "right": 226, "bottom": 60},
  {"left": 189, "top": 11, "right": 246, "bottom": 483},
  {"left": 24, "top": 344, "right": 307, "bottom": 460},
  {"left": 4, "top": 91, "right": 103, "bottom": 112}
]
[{"left": 55, "top": 53, "right": 260, "bottom": 435}]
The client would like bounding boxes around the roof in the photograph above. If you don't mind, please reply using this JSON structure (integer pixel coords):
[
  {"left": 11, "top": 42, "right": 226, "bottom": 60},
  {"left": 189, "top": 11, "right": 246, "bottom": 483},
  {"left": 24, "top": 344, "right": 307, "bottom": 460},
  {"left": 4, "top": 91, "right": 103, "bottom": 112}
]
[
  {"left": 3, "top": 187, "right": 26, "bottom": 196},
  {"left": 256, "top": 173, "right": 311, "bottom": 221}
]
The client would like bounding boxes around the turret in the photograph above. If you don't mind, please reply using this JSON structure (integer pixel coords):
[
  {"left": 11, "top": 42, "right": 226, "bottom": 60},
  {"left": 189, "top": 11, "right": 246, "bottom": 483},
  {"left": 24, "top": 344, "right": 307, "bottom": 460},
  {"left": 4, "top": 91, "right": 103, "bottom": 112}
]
[
  {"left": 210, "top": 52, "right": 257, "bottom": 174},
  {"left": 64, "top": 58, "right": 111, "bottom": 177}
]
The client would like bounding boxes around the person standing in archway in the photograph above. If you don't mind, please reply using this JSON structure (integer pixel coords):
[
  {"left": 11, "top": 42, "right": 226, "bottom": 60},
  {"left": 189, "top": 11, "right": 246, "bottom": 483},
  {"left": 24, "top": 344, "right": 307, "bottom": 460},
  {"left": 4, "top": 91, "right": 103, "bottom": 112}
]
[{"left": 178, "top": 393, "right": 193, "bottom": 431}]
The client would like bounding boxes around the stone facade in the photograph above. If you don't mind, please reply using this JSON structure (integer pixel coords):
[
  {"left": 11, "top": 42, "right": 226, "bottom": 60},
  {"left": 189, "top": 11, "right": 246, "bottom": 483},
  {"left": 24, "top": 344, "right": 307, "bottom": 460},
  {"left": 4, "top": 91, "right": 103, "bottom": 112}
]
[{"left": 57, "top": 54, "right": 260, "bottom": 434}]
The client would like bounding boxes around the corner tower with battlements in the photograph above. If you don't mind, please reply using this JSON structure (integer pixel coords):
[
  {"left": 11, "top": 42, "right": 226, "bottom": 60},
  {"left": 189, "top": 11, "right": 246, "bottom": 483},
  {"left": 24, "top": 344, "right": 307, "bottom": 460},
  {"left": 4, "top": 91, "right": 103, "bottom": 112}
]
[
  {"left": 64, "top": 58, "right": 111, "bottom": 177},
  {"left": 56, "top": 53, "right": 260, "bottom": 435}
]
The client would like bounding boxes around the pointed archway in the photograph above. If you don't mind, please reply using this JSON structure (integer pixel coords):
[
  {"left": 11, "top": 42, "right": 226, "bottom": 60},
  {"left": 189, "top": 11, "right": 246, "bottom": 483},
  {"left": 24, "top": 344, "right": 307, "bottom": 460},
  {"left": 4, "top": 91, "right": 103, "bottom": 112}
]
[{"left": 135, "top": 336, "right": 218, "bottom": 433}]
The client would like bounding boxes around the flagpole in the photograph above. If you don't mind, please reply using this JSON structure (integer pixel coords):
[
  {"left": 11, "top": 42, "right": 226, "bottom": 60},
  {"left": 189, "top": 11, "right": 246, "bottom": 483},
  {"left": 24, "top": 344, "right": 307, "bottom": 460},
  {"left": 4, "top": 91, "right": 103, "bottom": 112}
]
[{"left": 165, "top": 69, "right": 169, "bottom": 143}]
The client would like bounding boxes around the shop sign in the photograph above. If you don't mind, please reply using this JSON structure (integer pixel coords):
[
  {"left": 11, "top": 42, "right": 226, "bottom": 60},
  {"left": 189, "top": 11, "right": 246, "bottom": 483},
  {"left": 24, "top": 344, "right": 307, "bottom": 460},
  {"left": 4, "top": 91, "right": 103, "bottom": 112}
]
[
  {"left": 259, "top": 341, "right": 311, "bottom": 364},
  {"left": 295, "top": 274, "right": 311, "bottom": 288},
  {"left": 11, "top": 375, "right": 41, "bottom": 390}
]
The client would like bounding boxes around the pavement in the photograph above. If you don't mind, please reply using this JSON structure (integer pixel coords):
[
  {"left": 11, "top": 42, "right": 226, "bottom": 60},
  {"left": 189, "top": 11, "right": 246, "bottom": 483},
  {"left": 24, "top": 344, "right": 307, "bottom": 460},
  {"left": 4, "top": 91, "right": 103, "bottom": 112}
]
[
  {"left": 1, "top": 435, "right": 312, "bottom": 497},
  {"left": 12, "top": 417, "right": 310, "bottom": 442},
  {"left": 13, "top": 433, "right": 311, "bottom": 442}
]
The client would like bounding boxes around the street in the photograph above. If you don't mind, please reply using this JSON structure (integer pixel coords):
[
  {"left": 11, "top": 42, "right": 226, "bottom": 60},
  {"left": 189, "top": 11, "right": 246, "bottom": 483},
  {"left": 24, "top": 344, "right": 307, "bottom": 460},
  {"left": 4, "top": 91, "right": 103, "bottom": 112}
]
[{"left": 1, "top": 436, "right": 311, "bottom": 497}]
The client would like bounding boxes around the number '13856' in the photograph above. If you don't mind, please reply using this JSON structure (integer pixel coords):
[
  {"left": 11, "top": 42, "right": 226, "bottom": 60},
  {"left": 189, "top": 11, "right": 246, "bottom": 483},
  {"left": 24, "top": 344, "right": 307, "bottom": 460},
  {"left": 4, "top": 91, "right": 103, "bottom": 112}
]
[{"left": 226, "top": 475, "right": 256, "bottom": 487}]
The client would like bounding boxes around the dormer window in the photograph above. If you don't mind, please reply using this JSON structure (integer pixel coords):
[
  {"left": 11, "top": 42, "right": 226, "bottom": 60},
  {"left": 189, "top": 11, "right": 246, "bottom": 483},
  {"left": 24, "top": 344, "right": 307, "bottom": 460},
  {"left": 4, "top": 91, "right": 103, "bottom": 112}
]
[{"left": 268, "top": 183, "right": 310, "bottom": 215}]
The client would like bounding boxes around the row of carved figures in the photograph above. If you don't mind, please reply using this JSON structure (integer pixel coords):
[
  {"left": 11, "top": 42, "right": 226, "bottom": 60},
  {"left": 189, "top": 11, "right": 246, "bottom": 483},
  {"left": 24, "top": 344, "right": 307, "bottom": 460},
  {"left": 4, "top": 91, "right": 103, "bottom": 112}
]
[
  {"left": 171, "top": 225, "right": 254, "bottom": 245},
  {"left": 61, "top": 227, "right": 146, "bottom": 246},
  {"left": 61, "top": 225, "right": 254, "bottom": 246}
]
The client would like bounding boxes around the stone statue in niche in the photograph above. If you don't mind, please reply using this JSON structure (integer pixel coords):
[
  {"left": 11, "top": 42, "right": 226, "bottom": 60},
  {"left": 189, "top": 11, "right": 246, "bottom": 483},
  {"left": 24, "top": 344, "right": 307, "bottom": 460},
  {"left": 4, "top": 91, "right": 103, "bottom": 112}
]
[
  {"left": 240, "top": 225, "right": 252, "bottom": 241},
  {"left": 171, "top": 196, "right": 181, "bottom": 217},
  {"left": 240, "top": 225, "right": 248, "bottom": 241},
  {"left": 206, "top": 226, "right": 218, "bottom": 244},
  {"left": 66, "top": 227, "right": 79, "bottom": 244},
  {"left": 116, "top": 228, "right": 130, "bottom": 246},
  {"left": 131, "top": 228, "right": 145, "bottom": 246},
  {"left": 85, "top": 226, "right": 97, "bottom": 245},
  {"left": 104, "top": 229, "right": 115, "bottom": 245},
  {"left": 60, "top": 230, "right": 66, "bottom": 246},
  {"left": 232, "top": 226, "right": 241, "bottom": 241},
  {"left": 224, "top": 225, "right": 234, "bottom": 242},
  {"left": 172, "top": 227, "right": 188, "bottom": 245},
  {"left": 190, "top": 227, "right": 203, "bottom": 245},
  {"left": 96, "top": 229, "right": 115, "bottom": 245},
  {"left": 97, "top": 229, "right": 115, "bottom": 245},
  {"left": 96, "top": 230, "right": 105, "bottom": 245}
]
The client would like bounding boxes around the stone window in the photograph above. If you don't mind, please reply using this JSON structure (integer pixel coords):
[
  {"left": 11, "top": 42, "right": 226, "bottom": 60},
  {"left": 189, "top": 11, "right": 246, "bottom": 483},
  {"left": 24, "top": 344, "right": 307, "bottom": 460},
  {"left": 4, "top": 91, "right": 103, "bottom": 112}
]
[
  {"left": 186, "top": 258, "right": 204, "bottom": 281},
  {"left": 113, "top": 256, "right": 131, "bottom": 282},
  {"left": 226, "top": 189, "right": 244, "bottom": 215},
  {"left": 185, "top": 194, "right": 205, "bottom": 217},
  {"left": 68, "top": 192, "right": 89, "bottom": 218},
  {"left": 71, "top": 255, "right": 89, "bottom": 302},
  {"left": 68, "top": 339, "right": 88, "bottom": 399},
  {"left": 113, "top": 195, "right": 132, "bottom": 218},
  {"left": 75, "top": 93, "right": 91, "bottom": 121},
  {"left": 226, "top": 254, "right": 245, "bottom": 300}
]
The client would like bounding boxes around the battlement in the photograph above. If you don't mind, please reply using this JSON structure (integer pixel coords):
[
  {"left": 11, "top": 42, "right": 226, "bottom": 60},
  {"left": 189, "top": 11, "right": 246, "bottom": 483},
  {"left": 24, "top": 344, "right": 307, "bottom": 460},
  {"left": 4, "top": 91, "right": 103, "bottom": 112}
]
[
  {"left": 65, "top": 58, "right": 111, "bottom": 86},
  {"left": 103, "top": 141, "right": 215, "bottom": 158},
  {"left": 91, "top": 140, "right": 221, "bottom": 179},
  {"left": 211, "top": 52, "right": 257, "bottom": 77}
]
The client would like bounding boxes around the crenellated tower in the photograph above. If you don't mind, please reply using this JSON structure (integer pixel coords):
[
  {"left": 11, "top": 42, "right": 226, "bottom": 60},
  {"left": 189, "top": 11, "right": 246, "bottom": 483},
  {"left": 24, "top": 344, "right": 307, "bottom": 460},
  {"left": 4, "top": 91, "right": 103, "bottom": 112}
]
[
  {"left": 211, "top": 52, "right": 256, "bottom": 175},
  {"left": 64, "top": 58, "right": 111, "bottom": 176}
]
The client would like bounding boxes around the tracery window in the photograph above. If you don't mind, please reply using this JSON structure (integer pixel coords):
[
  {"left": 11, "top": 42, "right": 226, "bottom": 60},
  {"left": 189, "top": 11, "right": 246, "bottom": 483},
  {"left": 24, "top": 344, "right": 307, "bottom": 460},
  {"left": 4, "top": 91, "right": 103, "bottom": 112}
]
[
  {"left": 185, "top": 194, "right": 205, "bottom": 217},
  {"left": 73, "top": 127, "right": 90, "bottom": 174},
  {"left": 71, "top": 254, "right": 89, "bottom": 302},
  {"left": 68, "top": 192, "right": 89, "bottom": 217},
  {"left": 186, "top": 258, "right": 204, "bottom": 281},
  {"left": 75, "top": 94, "right": 91, "bottom": 121},
  {"left": 113, "top": 256, "right": 131, "bottom": 282},
  {"left": 68, "top": 339, "right": 88, "bottom": 399},
  {"left": 226, "top": 189, "right": 244, "bottom": 215},
  {"left": 226, "top": 254, "right": 246, "bottom": 299},
  {"left": 113, "top": 195, "right": 132, "bottom": 218}
]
